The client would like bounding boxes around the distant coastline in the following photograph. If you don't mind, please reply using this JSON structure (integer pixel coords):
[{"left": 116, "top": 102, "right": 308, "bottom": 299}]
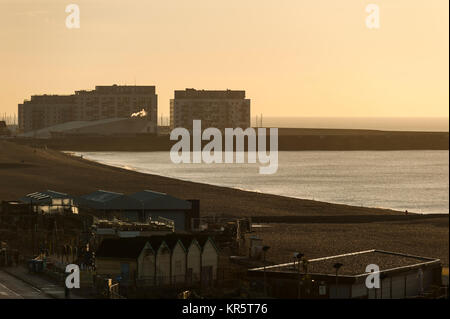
[
  {"left": 10, "top": 128, "right": 449, "bottom": 152},
  {"left": 259, "top": 117, "right": 450, "bottom": 132}
]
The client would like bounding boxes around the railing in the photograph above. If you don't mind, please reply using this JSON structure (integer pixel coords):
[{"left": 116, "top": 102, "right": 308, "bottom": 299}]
[
  {"left": 155, "top": 217, "right": 175, "bottom": 231},
  {"left": 109, "top": 283, "right": 126, "bottom": 299}
]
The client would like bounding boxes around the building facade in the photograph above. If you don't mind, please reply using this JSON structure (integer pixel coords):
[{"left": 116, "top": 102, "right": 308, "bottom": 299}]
[
  {"left": 170, "top": 89, "right": 251, "bottom": 131},
  {"left": 18, "top": 85, "right": 158, "bottom": 133},
  {"left": 74, "top": 85, "right": 157, "bottom": 124},
  {"left": 18, "top": 95, "right": 76, "bottom": 133}
]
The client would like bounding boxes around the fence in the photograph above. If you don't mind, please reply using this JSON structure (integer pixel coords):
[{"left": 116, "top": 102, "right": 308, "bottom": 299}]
[
  {"left": 135, "top": 274, "right": 205, "bottom": 288},
  {"left": 93, "top": 271, "right": 230, "bottom": 298}
]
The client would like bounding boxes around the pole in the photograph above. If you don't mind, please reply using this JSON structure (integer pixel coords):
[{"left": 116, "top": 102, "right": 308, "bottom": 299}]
[
  {"left": 298, "top": 260, "right": 302, "bottom": 299},
  {"left": 335, "top": 269, "right": 338, "bottom": 297},
  {"left": 263, "top": 251, "right": 267, "bottom": 297}
]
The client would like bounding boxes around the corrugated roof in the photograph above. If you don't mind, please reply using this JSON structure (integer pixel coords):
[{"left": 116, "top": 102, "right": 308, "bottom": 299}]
[
  {"left": 78, "top": 190, "right": 192, "bottom": 211},
  {"left": 129, "top": 190, "right": 192, "bottom": 210},
  {"left": 77, "top": 190, "right": 127, "bottom": 210},
  {"left": 81, "top": 190, "right": 124, "bottom": 203},
  {"left": 129, "top": 190, "right": 166, "bottom": 202}
]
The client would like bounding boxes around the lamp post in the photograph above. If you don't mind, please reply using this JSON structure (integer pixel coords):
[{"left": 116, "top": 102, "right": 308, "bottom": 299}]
[
  {"left": 262, "top": 246, "right": 270, "bottom": 297},
  {"left": 380, "top": 273, "right": 388, "bottom": 299},
  {"left": 294, "top": 252, "right": 304, "bottom": 299},
  {"left": 140, "top": 200, "right": 145, "bottom": 222},
  {"left": 333, "top": 263, "right": 343, "bottom": 298}
]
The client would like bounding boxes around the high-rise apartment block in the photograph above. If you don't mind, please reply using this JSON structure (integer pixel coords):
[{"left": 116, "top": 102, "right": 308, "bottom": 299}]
[
  {"left": 170, "top": 89, "right": 251, "bottom": 131},
  {"left": 18, "top": 95, "right": 77, "bottom": 133},
  {"left": 18, "top": 85, "right": 158, "bottom": 133}
]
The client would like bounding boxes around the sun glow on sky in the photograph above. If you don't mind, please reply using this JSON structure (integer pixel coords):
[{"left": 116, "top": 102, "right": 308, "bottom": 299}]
[{"left": 0, "top": 0, "right": 448, "bottom": 118}]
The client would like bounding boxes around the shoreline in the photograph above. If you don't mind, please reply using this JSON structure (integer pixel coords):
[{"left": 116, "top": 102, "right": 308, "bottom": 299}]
[
  {"left": 9, "top": 128, "right": 449, "bottom": 152},
  {"left": 71, "top": 150, "right": 449, "bottom": 216},
  {"left": 1, "top": 140, "right": 448, "bottom": 265},
  {"left": 0, "top": 140, "right": 408, "bottom": 217}
]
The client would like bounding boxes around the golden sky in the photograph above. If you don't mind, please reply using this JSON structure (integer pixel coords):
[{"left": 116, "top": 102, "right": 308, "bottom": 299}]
[{"left": 0, "top": 0, "right": 448, "bottom": 118}]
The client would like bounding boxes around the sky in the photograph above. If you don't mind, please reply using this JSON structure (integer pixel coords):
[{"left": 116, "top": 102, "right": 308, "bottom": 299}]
[{"left": 0, "top": 0, "right": 448, "bottom": 119}]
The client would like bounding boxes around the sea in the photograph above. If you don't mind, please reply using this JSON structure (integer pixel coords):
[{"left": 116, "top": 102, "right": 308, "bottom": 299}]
[{"left": 73, "top": 150, "right": 449, "bottom": 214}]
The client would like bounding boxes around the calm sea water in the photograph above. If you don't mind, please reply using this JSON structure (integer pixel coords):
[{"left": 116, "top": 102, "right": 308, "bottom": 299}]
[
  {"left": 74, "top": 151, "right": 449, "bottom": 214},
  {"left": 260, "top": 117, "right": 449, "bottom": 132}
]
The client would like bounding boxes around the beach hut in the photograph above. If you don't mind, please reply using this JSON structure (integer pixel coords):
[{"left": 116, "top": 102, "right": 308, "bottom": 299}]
[
  {"left": 169, "top": 239, "right": 187, "bottom": 285},
  {"left": 200, "top": 237, "right": 219, "bottom": 286},
  {"left": 155, "top": 240, "right": 171, "bottom": 286},
  {"left": 95, "top": 237, "right": 149, "bottom": 285},
  {"left": 137, "top": 243, "right": 155, "bottom": 284},
  {"left": 186, "top": 239, "right": 202, "bottom": 285}
]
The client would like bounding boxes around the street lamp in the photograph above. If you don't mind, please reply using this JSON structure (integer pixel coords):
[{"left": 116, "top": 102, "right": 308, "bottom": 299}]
[
  {"left": 380, "top": 273, "right": 388, "bottom": 299},
  {"left": 294, "top": 252, "right": 304, "bottom": 298},
  {"left": 333, "top": 263, "right": 344, "bottom": 298},
  {"left": 139, "top": 200, "right": 145, "bottom": 222},
  {"left": 262, "top": 246, "right": 270, "bottom": 297}
]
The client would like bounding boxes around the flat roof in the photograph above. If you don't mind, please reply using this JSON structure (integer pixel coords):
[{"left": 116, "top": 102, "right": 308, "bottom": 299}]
[
  {"left": 174, "top": 89, "right": 246, "bottom": 99},
  {"left": 249, "top": 250, "right": 441, "bottom": 277}
]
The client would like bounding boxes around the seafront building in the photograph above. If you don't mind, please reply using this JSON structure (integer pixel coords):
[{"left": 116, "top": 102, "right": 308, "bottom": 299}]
[
  {"left": 247, "top": 249, "right": 443, "bottom": 299},
  {"left": 18, "top": 95, "right": 77, "bottom": 132},
  {"left": 18, "top": 85, "right": 158, "bottom": 133},
  {"left": 170, "top": 89, "right": 251, "bottom": 131},
  {"left": 17, "top": 189, "right": 200, "bottom": 231}
]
